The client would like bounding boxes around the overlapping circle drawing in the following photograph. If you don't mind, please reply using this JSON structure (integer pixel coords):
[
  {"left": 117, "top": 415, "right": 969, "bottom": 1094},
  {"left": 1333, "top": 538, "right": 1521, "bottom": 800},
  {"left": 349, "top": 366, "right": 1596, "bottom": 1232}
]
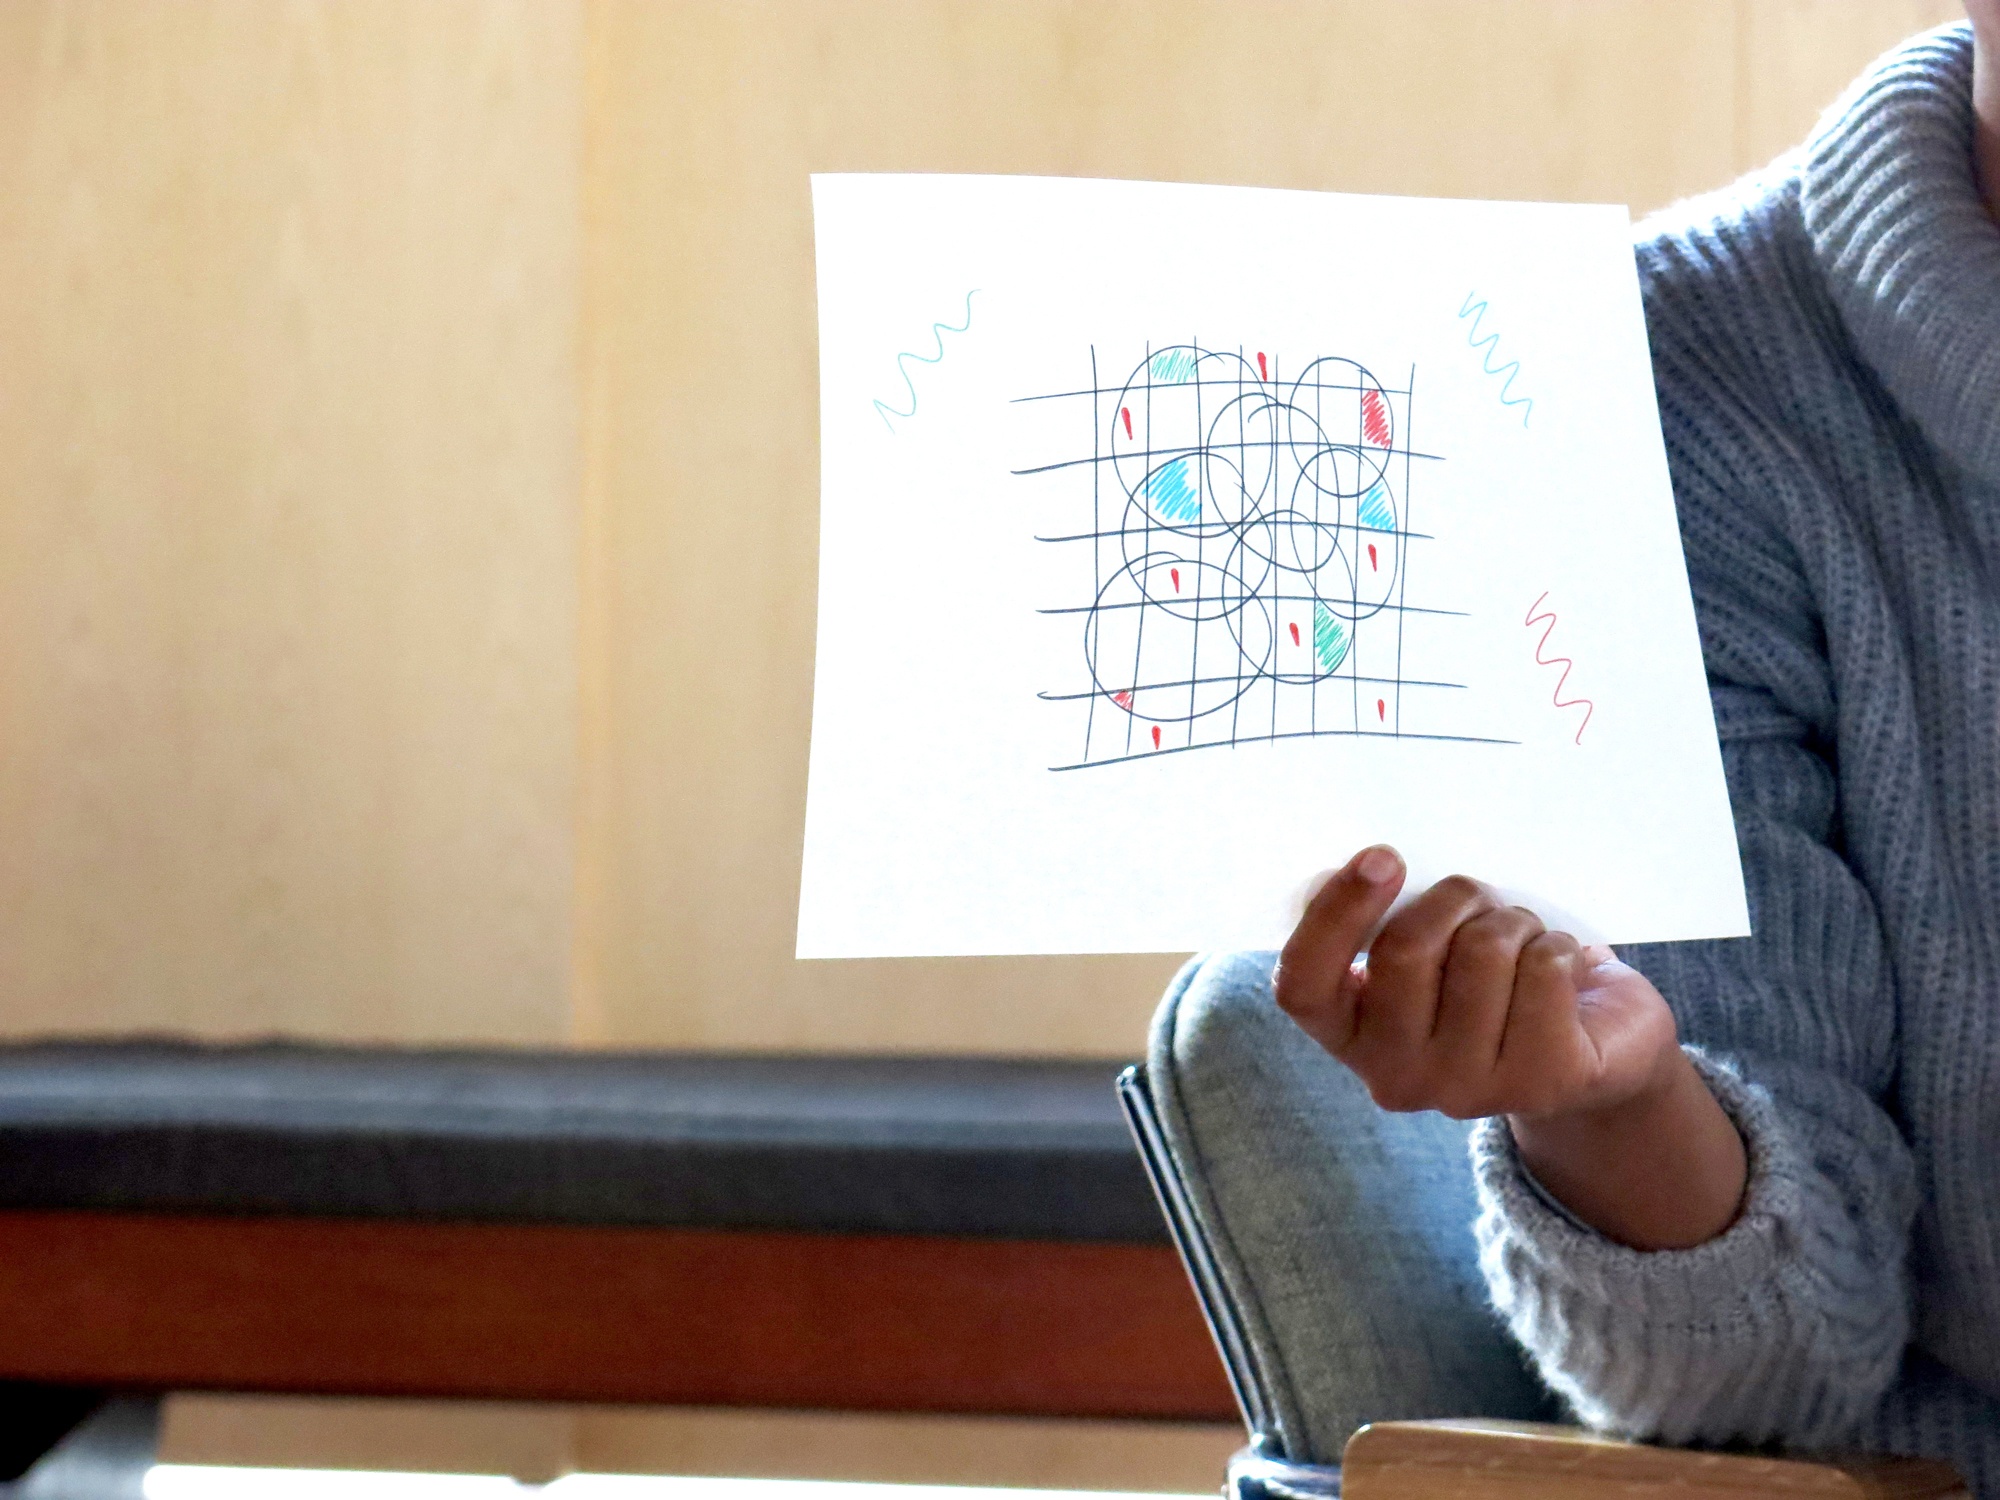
[{"left": 1085, "top": 345, "right": 1403, "bottom": 728}]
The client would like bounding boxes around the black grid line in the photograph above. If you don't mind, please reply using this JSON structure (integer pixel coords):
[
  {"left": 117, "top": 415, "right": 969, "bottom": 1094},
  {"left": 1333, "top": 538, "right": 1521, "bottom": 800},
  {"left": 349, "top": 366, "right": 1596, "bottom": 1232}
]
[{"left": 1022, "top": 344, "right": 1499, "bottom": 770}]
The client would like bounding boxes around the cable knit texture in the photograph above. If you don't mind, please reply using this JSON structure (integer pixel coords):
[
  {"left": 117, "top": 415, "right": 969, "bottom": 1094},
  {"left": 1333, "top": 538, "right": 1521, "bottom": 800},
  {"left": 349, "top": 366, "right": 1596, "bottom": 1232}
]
[{"left": 1471, "top": 24, "right": 2000, "bottom": 1496}]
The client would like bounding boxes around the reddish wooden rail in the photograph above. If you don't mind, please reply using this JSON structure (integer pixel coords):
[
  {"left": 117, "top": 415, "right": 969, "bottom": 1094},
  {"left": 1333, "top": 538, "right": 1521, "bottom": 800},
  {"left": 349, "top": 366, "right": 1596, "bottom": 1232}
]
[{"left": 0, "top": 1212, "right": 1237, "bottom": 1420}]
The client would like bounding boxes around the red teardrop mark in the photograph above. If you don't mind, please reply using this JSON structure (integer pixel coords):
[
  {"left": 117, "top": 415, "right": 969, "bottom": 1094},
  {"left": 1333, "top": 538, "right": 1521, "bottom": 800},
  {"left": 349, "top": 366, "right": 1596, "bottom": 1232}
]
[
  {"left": 1151, "top": 725, "right": 1162, "bottom": 749},
  {"left": 1121, "top": 407, "right": 1133, "bottom": 439},
  {"left": 1171, "top": 568, "right": 1180, "bottom": 592},
  {"left": 1368, "top": 543, "right": 1378, "bottom": 571},
  {"left": 1256, "top": 351, "right": 1268, "bottom": 382},
  {"left": 1377, "top": 699, "right": 1386, "bottom": 722},
  {"left": 1289, "top": 622, "right": 1300, "bottom": 646}
]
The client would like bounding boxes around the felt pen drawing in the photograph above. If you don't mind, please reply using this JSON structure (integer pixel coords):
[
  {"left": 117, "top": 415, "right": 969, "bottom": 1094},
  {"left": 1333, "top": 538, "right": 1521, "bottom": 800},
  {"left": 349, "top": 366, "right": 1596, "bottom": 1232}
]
[
  {"left": 873, "top": 290, "right": 979, "bottom": 433},
  {"left": 1362, "top": 388, "right": 1392, "bottom": 446},
  {"left": 1524, "top": 591, "right": 1593, "bottom": 744},
  {"left": 1459, "top": 292, "right": 1533, "bottom": 427},
  {"left": 1025, "top": 342, "right": 1508, "bottom": 772}
]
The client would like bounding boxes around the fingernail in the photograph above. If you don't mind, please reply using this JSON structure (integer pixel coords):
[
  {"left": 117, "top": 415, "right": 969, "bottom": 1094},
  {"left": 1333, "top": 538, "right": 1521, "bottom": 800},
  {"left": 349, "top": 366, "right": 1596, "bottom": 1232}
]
[{"left": 1356, "top": 846, "right": 1399, "bottom": 884}]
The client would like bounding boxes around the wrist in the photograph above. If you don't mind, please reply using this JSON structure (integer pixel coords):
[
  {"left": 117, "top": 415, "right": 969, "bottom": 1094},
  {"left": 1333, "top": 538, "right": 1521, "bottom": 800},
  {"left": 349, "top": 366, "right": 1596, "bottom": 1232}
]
[
  {"left": 1517, "top": 1025, "right": 1687, "bottom": 1132},
  {"left": 1507, "top": 1048, "right": 1748, "bottom": 1251}
]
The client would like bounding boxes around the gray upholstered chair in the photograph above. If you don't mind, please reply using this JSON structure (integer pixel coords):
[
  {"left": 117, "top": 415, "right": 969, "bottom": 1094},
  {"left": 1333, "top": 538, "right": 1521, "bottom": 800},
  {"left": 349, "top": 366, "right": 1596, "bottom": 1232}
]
[{"left": 1120, "top": 951, "right": 1564, "bottom": 1496}]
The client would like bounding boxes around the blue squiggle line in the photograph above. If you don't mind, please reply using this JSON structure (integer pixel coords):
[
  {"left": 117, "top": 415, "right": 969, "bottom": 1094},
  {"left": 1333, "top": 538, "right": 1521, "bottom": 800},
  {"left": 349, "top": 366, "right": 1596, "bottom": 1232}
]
[
  {"left": 874, "top": 290, "right": 979, "bottom": 433},
  {"left": 1458, "top": 291, "right": 1533, "bottom": 427}
]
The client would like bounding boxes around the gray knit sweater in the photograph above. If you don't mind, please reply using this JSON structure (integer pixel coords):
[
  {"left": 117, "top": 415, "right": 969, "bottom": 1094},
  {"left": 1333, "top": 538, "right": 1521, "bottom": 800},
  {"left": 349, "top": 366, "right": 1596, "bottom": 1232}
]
[{"left": 1469, "top": 23, "right": 2000, "bottom": 1494}]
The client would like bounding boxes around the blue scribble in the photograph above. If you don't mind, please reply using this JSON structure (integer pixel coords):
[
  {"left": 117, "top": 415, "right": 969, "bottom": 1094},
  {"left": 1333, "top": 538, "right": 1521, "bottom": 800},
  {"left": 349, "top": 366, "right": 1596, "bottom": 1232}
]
[
  {"left": 875, "top": 290, "right": 979, "bottom": 432},
  {"left": 1149, "top": 348, "right": 1197, "bottom": 384},
  {"left": 1356, "top": 481, "right": 1395, "bottom": 531},
  {"left": 1146, "top": 457, "right": 1201, "bottom": 523},
  {"left": 1313, "top": 604, "right": 1349, "bottom": 673},
  {"left": 1458, "top": 292, "right": 1533, "bottom": 427}
]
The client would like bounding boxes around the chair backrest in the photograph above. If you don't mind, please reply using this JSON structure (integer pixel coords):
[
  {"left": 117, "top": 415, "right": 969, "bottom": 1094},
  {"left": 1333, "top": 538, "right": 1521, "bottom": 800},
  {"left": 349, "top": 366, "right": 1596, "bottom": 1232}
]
[{"left": 1137, "top": 951, "right": 1560, "bottom": 1464}]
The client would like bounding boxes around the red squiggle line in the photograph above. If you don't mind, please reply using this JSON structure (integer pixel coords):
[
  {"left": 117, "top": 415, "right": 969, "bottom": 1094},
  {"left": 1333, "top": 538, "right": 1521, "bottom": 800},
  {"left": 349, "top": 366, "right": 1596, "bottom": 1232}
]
[{"left": 1524, "top": 591, "right": 1594, "bottom": 745}]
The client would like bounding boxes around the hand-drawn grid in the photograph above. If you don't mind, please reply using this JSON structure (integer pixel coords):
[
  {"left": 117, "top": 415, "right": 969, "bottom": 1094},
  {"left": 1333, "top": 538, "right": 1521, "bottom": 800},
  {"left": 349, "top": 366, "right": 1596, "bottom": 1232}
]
[{"left": 1019, "top": 344, "right": 1501, "bottom": 770}]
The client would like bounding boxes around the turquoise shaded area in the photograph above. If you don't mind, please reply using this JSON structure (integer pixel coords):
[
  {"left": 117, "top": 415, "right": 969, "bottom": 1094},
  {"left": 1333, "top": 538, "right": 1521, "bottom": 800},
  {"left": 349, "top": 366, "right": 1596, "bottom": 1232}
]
[
  {"left": 1149, "top": 348, "right": 1198, "bottom": 384},
  {"left": 1313, "top": 604, "right": 1349, "bottom": 672},
  {"left": 1147, "top": 458, "right": 1202, "bottom": 522},
  {"left": 1357, "top": 481, "right": 1395, "bottom": 531}
]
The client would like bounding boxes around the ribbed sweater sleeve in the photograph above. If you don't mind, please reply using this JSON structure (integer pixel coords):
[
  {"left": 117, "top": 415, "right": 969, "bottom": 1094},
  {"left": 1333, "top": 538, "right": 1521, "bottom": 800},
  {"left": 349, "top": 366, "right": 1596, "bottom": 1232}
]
[{"left": 1469, "top": 171, "right": 1922, "bottom": 1447}]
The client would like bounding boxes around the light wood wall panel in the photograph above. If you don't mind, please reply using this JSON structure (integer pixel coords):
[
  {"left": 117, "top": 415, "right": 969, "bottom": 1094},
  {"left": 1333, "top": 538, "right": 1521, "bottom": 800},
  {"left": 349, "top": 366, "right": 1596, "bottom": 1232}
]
[
  {"left": 0, "top": 2, "right": 583, "bottom": 1043},
  {"left": 1737, "top": 2, "right": 1965, "bottom": 170}
]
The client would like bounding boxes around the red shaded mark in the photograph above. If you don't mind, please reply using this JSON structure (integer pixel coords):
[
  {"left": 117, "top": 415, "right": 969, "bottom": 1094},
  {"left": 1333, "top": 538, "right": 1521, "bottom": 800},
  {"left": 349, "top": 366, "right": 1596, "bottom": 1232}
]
[
  {"left": 1376, "top": 699, "right": 1386, "bottom": 722},
  {"left": 1362, "top": 388, "right": 1392, "bottom": 447},
  {"left": 1170, "top": 568, "right": 1181, "bottom": 593},
  {"left": 1112, "top": 690, "right": 1133, "bottom": 711},
  {"left": 1524, "top": 591, "right": 1595, "bottom": 745},
  {"left": 1289, "top": 622, "right": 1300, "bottom": 646},
  {"left": 1151, "top": 725, "right": 1162, "bottom": 750},
  {"left": 1121, "top": 407, "right": 1133, "bottom": 439},
  {"left": 1367, "top": 543, "right": 1378, "bottom": 572},
  {"left": 1256, "top": 352, "right": 1268, "bottom": 382}
]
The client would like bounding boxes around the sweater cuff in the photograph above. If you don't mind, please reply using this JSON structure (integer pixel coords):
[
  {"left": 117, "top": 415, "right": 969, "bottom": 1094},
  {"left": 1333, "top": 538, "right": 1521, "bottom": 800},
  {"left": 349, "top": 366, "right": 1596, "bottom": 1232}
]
[
  {"left": 1469, "top": 1047, "right": 1806, "bottom": 1407},
  {"left": 1499, "top": 1049, "right": 1763, "bottom": 1237}
]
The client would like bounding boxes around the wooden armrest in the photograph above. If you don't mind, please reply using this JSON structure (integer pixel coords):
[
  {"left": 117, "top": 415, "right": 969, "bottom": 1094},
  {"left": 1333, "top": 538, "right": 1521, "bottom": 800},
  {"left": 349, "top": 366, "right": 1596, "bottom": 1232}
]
[{"left": 1340, "top": 1419, "right": 1969, "bottom": 1499}]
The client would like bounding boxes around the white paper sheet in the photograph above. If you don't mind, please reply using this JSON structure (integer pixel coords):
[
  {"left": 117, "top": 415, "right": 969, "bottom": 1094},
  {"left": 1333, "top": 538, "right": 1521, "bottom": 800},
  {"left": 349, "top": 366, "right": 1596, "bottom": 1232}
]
[{"left": 799, "top": 174, "right": 1748, "bottom": 957}]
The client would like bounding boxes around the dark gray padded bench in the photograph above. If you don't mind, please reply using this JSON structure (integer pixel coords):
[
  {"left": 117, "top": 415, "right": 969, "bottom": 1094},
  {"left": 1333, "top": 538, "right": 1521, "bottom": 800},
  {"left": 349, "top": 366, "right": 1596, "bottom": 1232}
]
[
  {"left": 0, "top": 1042, "right": 1233, "bottom": 1434},
  {"left": 0, "top": 1043, "right": 1165, "bottom": 1242}
]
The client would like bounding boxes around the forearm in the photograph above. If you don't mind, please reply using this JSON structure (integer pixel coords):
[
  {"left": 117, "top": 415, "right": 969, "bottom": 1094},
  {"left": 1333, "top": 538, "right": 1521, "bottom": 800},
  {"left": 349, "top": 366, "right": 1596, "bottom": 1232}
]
[{"left": 1509, "top": 1045, "right": 1747, "bottom": 1251}]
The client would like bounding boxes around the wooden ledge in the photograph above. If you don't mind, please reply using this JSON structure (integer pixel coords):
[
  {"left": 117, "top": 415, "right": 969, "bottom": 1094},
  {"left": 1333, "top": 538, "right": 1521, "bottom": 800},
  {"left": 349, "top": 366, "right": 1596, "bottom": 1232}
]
[
  {"left": 0, "top": 1211, "right": 1235, "bottom": 1420},
  {"left": 1342, "top": 1420, "right": 1969, "bottom": 1499}
]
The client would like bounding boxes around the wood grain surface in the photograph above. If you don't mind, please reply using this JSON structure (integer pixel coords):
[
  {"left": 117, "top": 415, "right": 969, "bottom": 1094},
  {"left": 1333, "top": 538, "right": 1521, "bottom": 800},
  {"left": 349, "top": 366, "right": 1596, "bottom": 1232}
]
[
  {"left": 162, "top": 1395, "right": 1244, "bottom": 1492},
  {"left": 1737, "top": 2, "right": 1964, "bottom": 169},
  {"left": 0, "top": 1211, "right": 1236, "bottom": 1420},
  {"left": 0, "top": 1, "right": 583, "bottom": 1044},
  {"left": 1342, "top": 1419, "right": 1970, "bottom": 1500}
]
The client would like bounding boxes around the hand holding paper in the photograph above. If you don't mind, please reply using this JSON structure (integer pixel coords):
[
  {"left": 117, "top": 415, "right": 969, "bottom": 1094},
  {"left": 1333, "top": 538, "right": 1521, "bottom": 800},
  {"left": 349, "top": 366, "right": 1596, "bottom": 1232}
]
[
  {"left": 1274, "top": 847, "right": 1674, "bottom": 1122},
  {"left": 1278, "top": 842, "right": 1749, "bottom": 1250}
]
